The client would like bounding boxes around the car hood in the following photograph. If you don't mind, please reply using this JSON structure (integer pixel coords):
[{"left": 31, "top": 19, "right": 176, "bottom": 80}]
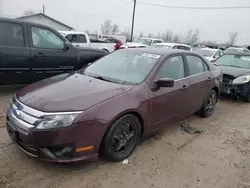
[
  {"left": 220, "top": 66, "right": 250, "bottom": 77},
  {"left": 16, "top": 73, "right": 133, "bottom": 112}
]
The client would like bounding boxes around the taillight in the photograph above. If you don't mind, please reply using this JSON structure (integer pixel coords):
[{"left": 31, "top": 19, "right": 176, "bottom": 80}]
[{"left": 114, "top": 43, "right": 123, "bottom": 50}]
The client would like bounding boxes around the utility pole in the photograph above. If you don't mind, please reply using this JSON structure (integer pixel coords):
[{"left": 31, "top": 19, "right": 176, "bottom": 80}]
[
  {"left": 130, "top": 0, "right": 136, "bottom": 41},
  {"left": 43, "top": 5, "right": 45, "bottom": 14}
]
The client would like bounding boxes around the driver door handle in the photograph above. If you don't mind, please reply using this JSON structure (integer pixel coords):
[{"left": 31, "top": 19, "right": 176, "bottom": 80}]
[{"left": 181, "top": 85, "right": 188, "bottom": 90}]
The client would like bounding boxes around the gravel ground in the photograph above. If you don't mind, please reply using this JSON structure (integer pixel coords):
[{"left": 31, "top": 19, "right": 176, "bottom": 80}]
[{"left": 1, "top": 86, "right": 250, "bottom": 188}]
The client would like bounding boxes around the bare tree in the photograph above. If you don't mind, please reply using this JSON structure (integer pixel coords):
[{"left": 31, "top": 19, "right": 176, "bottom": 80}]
[
  {"left": 111, "top": 24, "right": 119, "bottom": 35},
  {"left": 162, "top": 30, "right": 173, "bottom": 42},
  {"left": 120, "top": 27, "right": 131, "bottom": 42},
  {"left": 23, "top": 10, "right": 36, "bottom": 16},
  {"left": 172, "top": 34, "right": 181, "bottom": 43},
  {"left": 148, "top": 33, "right": 153, "bottom": 38},
  {"left": 229, "top": 32, "right": 238, "bottom": 46},
  {"left": 189, "top": 29, "right": 200, "bottom": 45},
  {"left": 85, "top": 30, "right": 90, "bottom": 34},
  {"left": 139, "top": 31, "right": 143, "bottom": 37},
  {"left": 101, "top": 20, "right": 113, "bottom": 35}
]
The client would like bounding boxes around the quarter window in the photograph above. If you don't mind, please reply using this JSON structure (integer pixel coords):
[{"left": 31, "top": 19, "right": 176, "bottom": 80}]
[
  {"left": 0, "top": 22, "right": 24, "bottom": 47},
  {"left": 186, "top": 55, "right": 208, "bottom": 75},
  {"left": 155, "top": 56, "right": 185, "bottom": 80},
  {"left": 31, "top": 27, "right": 64, "bottom": 49}
]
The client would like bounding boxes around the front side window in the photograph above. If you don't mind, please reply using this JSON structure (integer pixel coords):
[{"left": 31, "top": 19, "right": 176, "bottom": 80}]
[
  {"left": 84, "top": 51, "right": 160, "bottom": 85},
  {"left": 0, "top": 22, "right": 24, "bottom": 47},
  {"left": 186, "top": 55, "right": 207, "bottom": 75},
  {"left": 199, "top": 49, "right": 215, "bottom": 57},
  {"left": 31, "top": 27, "right": 64, "bottom": 49},
  {"left": 214, "top": 51, "right": 220, "bottom": 58},
  {"left": 65, "top": 34, "right": 77, "bottom": 43},
  {"left": 155, "top": 56, "right": 185, "bottom": 80},
  {"left": 133, "top": 38, "right": 152, "bottom": 46}
]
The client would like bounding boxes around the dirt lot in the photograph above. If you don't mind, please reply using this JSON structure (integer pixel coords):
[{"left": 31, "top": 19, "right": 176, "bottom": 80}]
[{"left": 1, "top": 87, "right": 250, "bottom": 188}]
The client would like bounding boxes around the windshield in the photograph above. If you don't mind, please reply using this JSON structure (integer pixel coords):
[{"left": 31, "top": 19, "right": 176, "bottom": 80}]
[
  {"left": 133, "top": 38, "right": 152, "bottom": 46},
  {"left": 225, "top": 48, "right": 242, "bottom": 53},
  {"left": 215, "top": 54, "right": 250, "bottom": 69},
  {"left": 84, "top": 51, "right": 160, "bottom": 85},
  {"left": 199, "top": 49, "right": 215, "bottom": 57}
]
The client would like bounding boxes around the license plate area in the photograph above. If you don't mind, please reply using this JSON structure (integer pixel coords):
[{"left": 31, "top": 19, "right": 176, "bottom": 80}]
[{"left": 6, "top": 122, "right": 18, "bottom": 141}]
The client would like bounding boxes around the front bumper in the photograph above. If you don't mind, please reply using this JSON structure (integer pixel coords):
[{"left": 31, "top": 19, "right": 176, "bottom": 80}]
[
  {"left": 6, "top": 119, "right": 98, "bottom": 163},
  {"left": 5, "top": 98, "right": 103, "bottom": 163},
  {"left": 220, "top": 84, "right": 249, "bottom": 98}
]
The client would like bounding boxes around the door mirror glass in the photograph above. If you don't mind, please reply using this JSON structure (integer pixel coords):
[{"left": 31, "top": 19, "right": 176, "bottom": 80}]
[{"left": 156, "top": 78, "right": 174, "bottom": 88}]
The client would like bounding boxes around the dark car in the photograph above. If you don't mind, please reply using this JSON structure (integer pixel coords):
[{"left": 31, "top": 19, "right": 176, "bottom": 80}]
[
  {"left": 215, "top": 53, "right": 250, "bottom": 101},
  {"left": 0, "top": 17, "right": 107, "bottom": 85},
  {"left": 6, "top": 48, "right": 221, "bottom": 163}
]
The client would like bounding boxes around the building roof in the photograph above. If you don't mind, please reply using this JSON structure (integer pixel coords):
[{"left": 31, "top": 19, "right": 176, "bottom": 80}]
[{"left": 16, "top": 13, "right": 74, "bottom": 30}]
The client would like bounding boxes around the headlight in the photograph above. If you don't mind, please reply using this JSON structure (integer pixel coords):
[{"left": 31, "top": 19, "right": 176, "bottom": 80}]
[
  {"left": 232, "top": 75, "right": 250, "bottom": 85},
  {"left": 36, "top": 114, "right": 80, "bottom": 130}
]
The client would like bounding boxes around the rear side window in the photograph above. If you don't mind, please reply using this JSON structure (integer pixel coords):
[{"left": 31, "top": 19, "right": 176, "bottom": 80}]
[
  {"left": 186, "top": 55, "right": 208, "bottom": 76},
  {"left": 78, "top": 34, "right": 87, "bottom": 43},
  {"left": 177, "top": 45, "right": 186, "bottom": 50},
  {"left": 155, "top": 56, "right": 185, "bottom": 80},
  {"left": 0, "top": 22, "right": 24, "bottom": 47}
]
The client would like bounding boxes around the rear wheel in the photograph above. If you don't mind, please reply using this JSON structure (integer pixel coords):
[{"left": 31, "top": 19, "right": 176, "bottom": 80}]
[
  {"left": 198, "top": 90, "right": 217, "bottom": 117},
  {"left": 100, "top": 114, "right": 141, "bottom": 162}
]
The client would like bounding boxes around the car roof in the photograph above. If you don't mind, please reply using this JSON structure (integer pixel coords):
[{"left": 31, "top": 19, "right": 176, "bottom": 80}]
[
  {"left": 222, "top": 52, "right": 250, "bottom": 56},
  {"left": 154, "top": 42, "right": 191, "bottom": 47},
  {"left": 122, "top": 47, "right": 197, "bottom": 56},
  {"left": 226, "top": 47, "right": 248, "bottom": 50},
  {"left": 200, "top": 48, "right": 219, "bottom": 52},
  {"left": 136, "top": 37, "right": 163, "bottom": 41},
  {"left": 59, "top": 31, "right": 88, "bottom": 35}
]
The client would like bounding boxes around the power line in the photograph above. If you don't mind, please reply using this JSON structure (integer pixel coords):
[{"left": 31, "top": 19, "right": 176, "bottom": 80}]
[
  {"left": 138, "top": 1, "right": 250, "bottom": 10},
  {"left": 82, "top": 2, "right": 133, "bottom": 18}
]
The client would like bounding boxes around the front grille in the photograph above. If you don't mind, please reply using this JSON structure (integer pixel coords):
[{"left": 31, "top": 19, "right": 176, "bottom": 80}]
[{"left": 222, "top": 74, "right": 235, "bottom": 86}]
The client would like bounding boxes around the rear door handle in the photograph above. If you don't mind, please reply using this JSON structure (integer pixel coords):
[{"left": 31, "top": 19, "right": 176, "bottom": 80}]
[{"left": 181, "top": 85, "right": 188, "bottom": 90}]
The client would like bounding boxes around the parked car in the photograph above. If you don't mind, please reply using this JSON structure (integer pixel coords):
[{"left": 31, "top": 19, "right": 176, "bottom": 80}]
[
  {"left": 59, "top": 31, "right": 116, "bottom": 53},
  {"left": 215, "top": 53, "right": 250, "bottom": 101},
  {"left": 199, "top": 48, "right": 225, "bottom": 62},
  {"left": 0, "top": 18, "right": 107, "bottom": 85},
  {"left": 225, "top": 47, "right": 250, "bottom": 54},
  {"left": 152, "top": 43, "right": 192, "bottom": 51},
  {"left": 6, "top": 48, "right": 221, "bottom": 163},
  {"left": 104, "top": 38, "right": 123, "bottom": 50},
  {"left": 120, "top": 37, "right": 163, "bottom": 48}
]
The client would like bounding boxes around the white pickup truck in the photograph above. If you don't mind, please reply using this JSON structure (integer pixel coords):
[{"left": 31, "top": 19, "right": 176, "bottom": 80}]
[{"left": 59, "top": 31, "right": 116, "bottom": 53}]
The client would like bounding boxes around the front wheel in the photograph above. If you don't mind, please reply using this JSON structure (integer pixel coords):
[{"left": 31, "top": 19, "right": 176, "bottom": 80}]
[
  {"left": 198, "top": 90, "right": 217, "bottom": 117},
  {"left": 243, "top": 94, "right": 250, "bottom": 102},
  {"left": 100, "top": 114, "right": 141, "bottom": 162}
]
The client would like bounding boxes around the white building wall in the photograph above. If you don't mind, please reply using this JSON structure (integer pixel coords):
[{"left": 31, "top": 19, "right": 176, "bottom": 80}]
[{"left": 18, "top": 15, "right": 71, "bottom": 31}]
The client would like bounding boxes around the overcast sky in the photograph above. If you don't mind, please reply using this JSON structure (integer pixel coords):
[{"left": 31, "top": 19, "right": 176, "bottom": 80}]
[{"left": 1, "top": 0, "right": 250, "bottom": 45}]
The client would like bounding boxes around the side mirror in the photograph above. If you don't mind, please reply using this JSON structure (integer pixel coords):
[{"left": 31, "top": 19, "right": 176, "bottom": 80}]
[
  {"left": 151, "top": 78, "right": 174, "bottom": 91},
  {"left": 64, "top": 42, "right": 71, "bottom": 51},
  {"left": 156, "top": 78, "right": 174, "bottom": 87}
]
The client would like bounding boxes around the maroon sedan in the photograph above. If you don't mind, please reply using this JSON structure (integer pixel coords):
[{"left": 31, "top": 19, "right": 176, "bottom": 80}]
[{"left": 6, "top": 48, "right": 221, "bottom": 163}]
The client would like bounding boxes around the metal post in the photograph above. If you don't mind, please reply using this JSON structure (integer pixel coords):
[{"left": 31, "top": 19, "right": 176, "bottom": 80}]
[
  {"left": 130, "top": 0, "right": 136, "bottom": 41},
  {"left": 43, "top": 5, "right": 45, "bottom": 14}
]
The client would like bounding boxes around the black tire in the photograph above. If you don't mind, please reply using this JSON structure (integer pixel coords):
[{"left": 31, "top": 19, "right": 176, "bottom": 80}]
[
  {"left": 100, "top": 114, "right": 141, "bottom": 162},
  {"left": 198, "top": 90, "right": 217, "bottom": 117},
  {"left": 243, "top": 94, "right": 250, "bottom": 102}
]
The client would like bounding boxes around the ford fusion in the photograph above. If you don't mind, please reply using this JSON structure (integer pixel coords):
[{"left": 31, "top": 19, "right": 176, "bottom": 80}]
[
  {"left": 215, "top": 53, "right": 250, "bottom": 102},
  {"left": 6, "top": 48, "right": 221, "bottom": 163}
]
